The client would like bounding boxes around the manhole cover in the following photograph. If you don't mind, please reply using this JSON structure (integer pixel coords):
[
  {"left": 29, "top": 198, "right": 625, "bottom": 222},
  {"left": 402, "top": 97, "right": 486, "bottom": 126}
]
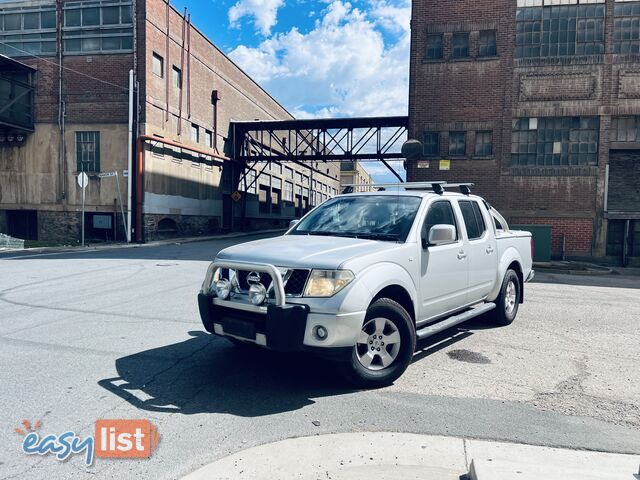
[{"left": 447, "top": 349, "right": 491, "bottom": 364}]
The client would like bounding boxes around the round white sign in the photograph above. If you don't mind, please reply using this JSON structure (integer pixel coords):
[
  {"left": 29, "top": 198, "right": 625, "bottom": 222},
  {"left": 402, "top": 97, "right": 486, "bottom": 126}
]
[{"left": 77, "top": 172, "right": 89, "bottom": 189}]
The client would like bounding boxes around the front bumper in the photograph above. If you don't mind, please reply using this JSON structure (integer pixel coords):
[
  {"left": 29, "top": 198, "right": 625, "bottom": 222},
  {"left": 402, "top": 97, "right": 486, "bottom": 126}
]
[{"left": 198, "top": 293, "right": 309, "bottom": 352}]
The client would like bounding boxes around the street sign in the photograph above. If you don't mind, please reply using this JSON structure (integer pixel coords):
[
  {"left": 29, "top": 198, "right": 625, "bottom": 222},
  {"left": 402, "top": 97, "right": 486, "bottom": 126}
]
[
  {"left": 98, "top": 171, "right": 117, "bottom": 178},
  {"left": 231, "top": 191, "right": 242, "bottom": 202},
  {"left": 123, "top": 170, "right": 129, "bottom": 177},
  {"left": 77, "top": 172, "right": 88, "bottom": 188}
]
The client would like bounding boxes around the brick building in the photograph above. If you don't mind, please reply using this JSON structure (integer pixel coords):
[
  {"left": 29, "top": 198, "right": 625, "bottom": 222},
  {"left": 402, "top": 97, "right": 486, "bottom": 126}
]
[
  {"left": 408, "top": 0, "right": 640, "bottom": 265},
  {"left": 340, "top": 160, "right": 373, "bottom": 191},
  {"left": 0, "top": 0, "right": 340, "bottom": 243}
]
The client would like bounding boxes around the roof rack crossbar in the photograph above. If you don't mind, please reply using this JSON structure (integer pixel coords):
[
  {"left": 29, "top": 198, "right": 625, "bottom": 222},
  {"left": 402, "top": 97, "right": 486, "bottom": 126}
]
[{"left": 342, "top": 181, "right": 474, "bottom": 195}]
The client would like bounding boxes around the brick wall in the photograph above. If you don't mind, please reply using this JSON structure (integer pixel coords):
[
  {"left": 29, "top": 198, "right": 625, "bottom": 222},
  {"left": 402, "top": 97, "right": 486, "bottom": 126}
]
[
  {"left": 511, "top": 216, "right": 593, "bottom": 255},
  {"left": 407, "top": 0, "right": 640, "bottom": 259}
]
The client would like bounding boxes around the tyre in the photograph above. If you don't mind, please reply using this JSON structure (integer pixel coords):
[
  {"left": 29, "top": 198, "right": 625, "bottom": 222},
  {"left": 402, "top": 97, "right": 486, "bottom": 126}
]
[
  {"left": 491, "top": 269, "right": 521, "bottom": 326},
  {"left": 340, "top": 298, "right": 416, "bottom": 388}
]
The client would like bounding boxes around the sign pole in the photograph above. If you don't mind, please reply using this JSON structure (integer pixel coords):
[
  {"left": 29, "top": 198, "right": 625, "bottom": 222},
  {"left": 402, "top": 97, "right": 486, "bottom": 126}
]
[
  {"left": 81, "top": 167, "right": 85, "bottom": 247},
  {"left": 115, "top": 172, "right": 128, "bottom": 241}
]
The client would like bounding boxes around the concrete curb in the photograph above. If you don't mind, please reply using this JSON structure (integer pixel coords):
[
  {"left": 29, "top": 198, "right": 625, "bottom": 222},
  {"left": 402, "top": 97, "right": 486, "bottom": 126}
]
[
  {"left": 0, "top": 229, "right": 286, "bottom": 257},
  {"left": 180, "top": 432, "right": 640, "bottom": 480}
]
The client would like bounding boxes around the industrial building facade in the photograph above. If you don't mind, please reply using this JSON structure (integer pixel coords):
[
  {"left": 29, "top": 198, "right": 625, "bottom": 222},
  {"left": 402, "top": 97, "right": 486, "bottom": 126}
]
[
  {"left": 408, "top": 0, "right": 640, "bottom": 265},
  {"left": 0, "top": 0, "right": 340, "bottom": 243}
]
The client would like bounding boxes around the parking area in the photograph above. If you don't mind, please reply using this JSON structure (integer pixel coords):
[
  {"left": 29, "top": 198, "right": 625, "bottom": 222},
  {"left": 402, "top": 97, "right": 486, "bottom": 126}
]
[{"left": 0, "top": 236, "right": 639, "bottom": 479}]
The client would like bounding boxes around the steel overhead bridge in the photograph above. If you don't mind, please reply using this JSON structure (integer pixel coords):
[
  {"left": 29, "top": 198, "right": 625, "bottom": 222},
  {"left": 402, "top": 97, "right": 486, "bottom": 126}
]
[{"left": 231, "top": 116, "right": 408, "bottom": 182}]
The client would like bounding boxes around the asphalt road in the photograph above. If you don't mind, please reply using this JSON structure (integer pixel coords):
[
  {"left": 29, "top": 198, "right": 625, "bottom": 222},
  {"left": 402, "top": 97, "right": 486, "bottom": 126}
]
[{"left": 1, "top": 234, "right": 639, "bottom": 479}]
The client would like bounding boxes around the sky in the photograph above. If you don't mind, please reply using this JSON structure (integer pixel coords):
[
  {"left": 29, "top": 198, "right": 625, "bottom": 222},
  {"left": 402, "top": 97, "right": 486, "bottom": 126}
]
[{"left": 171, "top": 0, "right": 411, "bottom": 183}]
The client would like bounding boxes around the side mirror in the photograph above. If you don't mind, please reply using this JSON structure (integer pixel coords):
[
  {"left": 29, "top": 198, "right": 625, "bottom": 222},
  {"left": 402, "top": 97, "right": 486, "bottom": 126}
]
[
  {"left": 289, "top": 219, "right": 300, "bottom": 229},
  {"left": 424, "top": 224, "right": 456, "bottom": 247}
]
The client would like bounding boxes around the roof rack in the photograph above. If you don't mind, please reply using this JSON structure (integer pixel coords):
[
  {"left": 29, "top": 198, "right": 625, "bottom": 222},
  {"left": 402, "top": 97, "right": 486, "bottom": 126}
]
[{"left": 342, "top": 181, "right": 474, "bottom": 195}]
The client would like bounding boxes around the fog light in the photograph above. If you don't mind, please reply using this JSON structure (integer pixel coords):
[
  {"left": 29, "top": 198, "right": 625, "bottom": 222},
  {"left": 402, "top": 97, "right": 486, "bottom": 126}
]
[
  {"left": 215, "top": 278, "right": 231, "bottom": 299},
  {"left": 249, "top": 283, "right": 267, "bottom": 305},
  {"left": 314, "top": 325, "right": 328, "bottom": 341}
]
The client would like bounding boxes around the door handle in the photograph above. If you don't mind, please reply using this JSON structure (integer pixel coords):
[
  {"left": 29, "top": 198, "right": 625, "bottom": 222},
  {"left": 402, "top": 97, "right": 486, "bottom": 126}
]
[
  {"left": 486, "top": 246, "right": 494, "bottom": 254},
  {"left": 457, "top": 251, "right": 467, "bottom": 260}
]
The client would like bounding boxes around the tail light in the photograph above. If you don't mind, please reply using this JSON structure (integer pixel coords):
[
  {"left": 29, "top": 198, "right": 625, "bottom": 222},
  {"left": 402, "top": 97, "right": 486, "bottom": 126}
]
[{"left": 530, "top": 237, "right": 534, "bottom": 261}]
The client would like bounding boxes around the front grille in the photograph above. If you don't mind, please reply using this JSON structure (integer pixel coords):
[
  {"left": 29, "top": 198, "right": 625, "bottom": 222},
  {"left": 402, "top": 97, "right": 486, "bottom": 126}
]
[
  {"left": 285, "top": 269, "right": 310, "bottom": 295},
  {"left": 221, "top": 268, "right": 310, "bottom": 297}
]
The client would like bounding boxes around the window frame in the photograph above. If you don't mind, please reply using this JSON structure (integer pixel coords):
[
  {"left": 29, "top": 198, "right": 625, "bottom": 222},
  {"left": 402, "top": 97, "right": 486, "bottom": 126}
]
[
  {"left": 452, "top": 32, "right": 470, "bottom": 59},
  {"left": 458, "top": 200, "right": 487, "bottom": 241},
  {"left": 426, "top": 33, "right": 444, "bottom": 60},
  {"left": 448, "top": 131, "right": 467, "bottom": 157},
  {"left": 478, "top": 30, "right": 497, "bottom": 57},
  {"left": 75, "top": 131, "right": 100, "bottom": 173},
  {"left": 422, "top": 200, "right": 459, "bottom": 243},
  {"left": 474, "top": 130, "right": 494, "bottom": 156},
  {"left": 423, "top": 131, "right": 440, "bottom": 156},
  {"left": 152, "top": 52, "right": 164, "bottom": 78},
  {"left": 172, "top": 66, "right": 182, "bottom": 89}
]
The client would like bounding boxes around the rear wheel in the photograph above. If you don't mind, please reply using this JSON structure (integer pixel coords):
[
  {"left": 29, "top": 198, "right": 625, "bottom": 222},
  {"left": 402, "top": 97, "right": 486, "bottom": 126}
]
[
  {"left": 340, "top": 298, "right": 416, "bottom": 388},
  {"left": 491, "top": 269, "right": 521, "bottom": 326}
]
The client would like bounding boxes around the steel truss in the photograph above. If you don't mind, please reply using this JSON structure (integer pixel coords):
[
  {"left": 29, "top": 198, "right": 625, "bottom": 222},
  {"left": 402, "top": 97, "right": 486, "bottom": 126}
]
[{"left": 232, "top": 116, "right": 408, "bottom": 182}]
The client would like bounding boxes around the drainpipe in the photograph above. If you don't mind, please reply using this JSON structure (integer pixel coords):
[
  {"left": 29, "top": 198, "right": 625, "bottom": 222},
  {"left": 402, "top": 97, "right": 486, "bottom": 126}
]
[{"left": 126, "top": 69, "right": 134, "bottom": 243}]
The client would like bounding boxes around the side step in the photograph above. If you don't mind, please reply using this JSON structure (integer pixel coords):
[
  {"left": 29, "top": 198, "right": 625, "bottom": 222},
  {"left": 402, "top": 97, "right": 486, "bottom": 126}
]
[{"left": 416, "top": 302, "right": 496, "bottom": 340}]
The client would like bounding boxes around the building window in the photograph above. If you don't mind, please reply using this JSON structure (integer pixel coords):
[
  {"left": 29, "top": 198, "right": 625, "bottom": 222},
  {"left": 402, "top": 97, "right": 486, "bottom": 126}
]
[
  {"left": 612, "top": 116, "right": 640, "bottom": 142},
  {"left": 423, "top": 131, "right": 440, "bottom": 156},
  {"left": 452, "top": 32, "right": 469, "bottom": 58},
  {"left": 449, "top": 131, "right": 466, "bottom": 156},
  {"left": 0, "top": 6, "right": 57, "bottom": 56},
  {"left": 475, "top": 131, "right": 493, "bottom": 156},
  {"left": 515, "top": 4, "right": 605, "bottom": 58},
  {"left": 152, "top": 52, "right": 163, "bottom": 78},
  {"left": 478, "top": 30, "right": 497, "bottom": 57},
  {"left": 190, "top": 123, "right": 199, "bottom": 143},
  {"left": 76, "top": 131, "right": 100, "bottom": 172},
  {"left": 426, "top": 34, "right": 443, "bottom": 59},
  {"left": 341, "top": 161, "right": 355, "bottom": 171},
  {"left": 614, "top": 2, "right": 640, "bottom": 54},
  {"left": 284, "top": 181, "right": 293, "bottom": 202},
  {"left": 205, "top": 129, "right": 213, "bottom": 148},
  {"left": 172, "top": 66, "right": 182, "bottom": 89},
  {"left": 511, "top": 116, "right": 599, "bottom": 166},
  {"left": 63, "top": 0, "right": 133, "bottom": 54}
]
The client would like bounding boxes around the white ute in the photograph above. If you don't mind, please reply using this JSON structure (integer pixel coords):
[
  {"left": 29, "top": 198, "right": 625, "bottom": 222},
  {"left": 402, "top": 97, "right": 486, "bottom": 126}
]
[{"left": 198, "top": 182, "right": 534, "bottom": 387}]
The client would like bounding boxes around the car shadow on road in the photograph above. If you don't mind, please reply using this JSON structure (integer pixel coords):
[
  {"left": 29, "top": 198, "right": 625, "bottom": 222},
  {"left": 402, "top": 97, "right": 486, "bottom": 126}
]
[
  {"left": 99, "top": 317, "right": 500, "bottom": 417},
  {"left": 98, "top": 330, "right": 355, "bottom": 417}
]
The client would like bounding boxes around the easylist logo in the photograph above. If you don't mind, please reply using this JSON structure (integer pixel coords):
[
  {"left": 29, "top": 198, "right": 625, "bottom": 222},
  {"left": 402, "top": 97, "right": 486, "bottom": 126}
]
[{"left": 18, "top": 418, "right": 160, "bottom": 465}]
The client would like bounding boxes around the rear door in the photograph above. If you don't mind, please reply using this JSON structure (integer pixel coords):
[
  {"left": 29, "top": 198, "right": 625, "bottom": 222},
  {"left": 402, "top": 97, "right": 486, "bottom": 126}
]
[
  {"left": 457, "top": 199, "right": 497, "bottom": 303},
  {"left": 418, "top": 199, "right": 469, "bottom": 323}
]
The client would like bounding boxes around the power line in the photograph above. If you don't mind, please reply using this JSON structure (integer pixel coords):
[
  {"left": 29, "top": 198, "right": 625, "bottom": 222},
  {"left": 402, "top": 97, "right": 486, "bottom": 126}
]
[{"left": 0, "top": 41, "right": 133, "bottom": 92}]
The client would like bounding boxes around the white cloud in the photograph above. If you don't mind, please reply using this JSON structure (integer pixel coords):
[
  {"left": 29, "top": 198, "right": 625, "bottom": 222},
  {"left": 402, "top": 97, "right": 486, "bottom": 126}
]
[
  {"left": 229, "top": 0, "right": 411, "bottom": 181},
  {"left": 228, "top": 0, "right": 285, "bottom": 36}
]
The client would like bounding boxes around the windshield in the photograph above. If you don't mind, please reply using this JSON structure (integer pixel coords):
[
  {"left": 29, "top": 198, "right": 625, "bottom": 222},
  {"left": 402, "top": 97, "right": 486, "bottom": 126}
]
[{"left": 289, "top": 195, "right": 423, "bottom": 242}]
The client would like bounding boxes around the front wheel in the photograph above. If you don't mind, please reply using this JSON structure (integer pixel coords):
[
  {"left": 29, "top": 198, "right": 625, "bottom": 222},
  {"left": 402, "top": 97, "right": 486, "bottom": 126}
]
[
  {"left": 340, "top": 298, "right": 416, "bottom": 388},
  {"left": 491, "top": 269, "right": 521, "bottom": 326}
]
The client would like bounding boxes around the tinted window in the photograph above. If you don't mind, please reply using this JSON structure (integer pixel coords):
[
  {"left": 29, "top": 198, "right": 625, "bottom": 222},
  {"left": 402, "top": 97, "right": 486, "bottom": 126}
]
[
  {"left": 459, "top": 201, "right": 486, "bottom": 240},
  {"left": 424, "top": 201, "right": 457, "bottom": 240}
]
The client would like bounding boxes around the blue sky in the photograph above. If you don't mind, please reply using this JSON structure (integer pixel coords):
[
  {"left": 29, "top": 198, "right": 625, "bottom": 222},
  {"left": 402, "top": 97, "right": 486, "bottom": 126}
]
[{"left": 172, "top": 0, "right": 411, "bottom": 182}]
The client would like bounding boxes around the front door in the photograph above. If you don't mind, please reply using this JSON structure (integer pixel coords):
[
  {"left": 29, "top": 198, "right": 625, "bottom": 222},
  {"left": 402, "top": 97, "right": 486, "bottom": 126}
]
[{"left": 418, "top": 199, "right": 469, "bottom": 324}]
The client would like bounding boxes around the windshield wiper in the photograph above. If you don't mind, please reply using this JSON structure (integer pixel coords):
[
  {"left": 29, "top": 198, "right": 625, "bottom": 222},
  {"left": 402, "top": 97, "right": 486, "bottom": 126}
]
[{"left": 341, "top": 232, "right": 401, "bottom": 242}]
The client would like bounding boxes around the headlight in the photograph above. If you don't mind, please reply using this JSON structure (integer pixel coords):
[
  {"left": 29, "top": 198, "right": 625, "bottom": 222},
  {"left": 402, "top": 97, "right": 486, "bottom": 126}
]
[
  {"left": 303, "top": 270, "right": 354, "bottom": 297},
  {"left": 249, "top": 283, "right": 267, "bottom": 305},
  {"left": 215, "top": 278, "right": 231, "bottom": 299}
]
